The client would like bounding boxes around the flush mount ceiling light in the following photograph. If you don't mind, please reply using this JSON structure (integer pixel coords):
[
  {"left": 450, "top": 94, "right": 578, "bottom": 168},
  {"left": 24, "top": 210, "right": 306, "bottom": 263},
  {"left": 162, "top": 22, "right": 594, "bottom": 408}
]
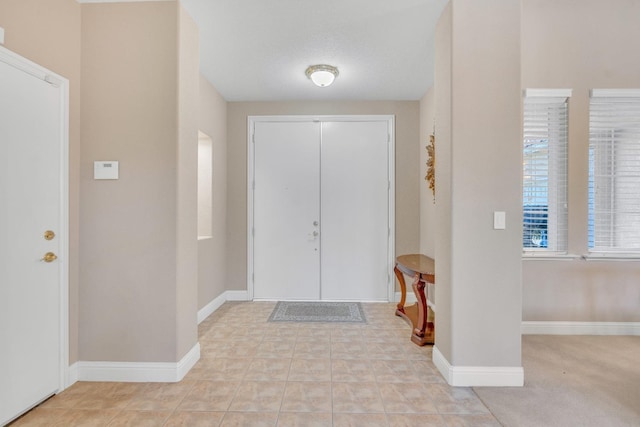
[{"left": 305, "top": 64, "right": 339, "bottom": 87}]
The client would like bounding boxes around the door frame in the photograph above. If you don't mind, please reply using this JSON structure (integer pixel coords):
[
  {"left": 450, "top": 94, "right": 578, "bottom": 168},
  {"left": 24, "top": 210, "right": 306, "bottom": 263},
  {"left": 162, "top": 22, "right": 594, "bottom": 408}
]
[
  {"left": 0, "top": 46, "right": 70, "bottom": 392},
  {"left": 247, "top": 115, "right": 395, "bottom": 301}
]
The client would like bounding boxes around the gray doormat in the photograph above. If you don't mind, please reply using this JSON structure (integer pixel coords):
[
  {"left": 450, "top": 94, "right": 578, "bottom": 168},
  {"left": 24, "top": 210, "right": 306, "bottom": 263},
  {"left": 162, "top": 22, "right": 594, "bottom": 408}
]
[{"left": 268, "top": 301, "right": 367, "bottom": 323}]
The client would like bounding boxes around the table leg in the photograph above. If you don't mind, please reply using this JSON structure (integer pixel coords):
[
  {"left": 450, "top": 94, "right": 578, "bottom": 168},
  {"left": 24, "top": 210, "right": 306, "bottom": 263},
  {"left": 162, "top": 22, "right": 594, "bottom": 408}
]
[
  {"left": 393, "top": 264, "right": 406, "bottom": 315},
  {"left": 411, "top": 275, "right": 434, "bottom": 346}
]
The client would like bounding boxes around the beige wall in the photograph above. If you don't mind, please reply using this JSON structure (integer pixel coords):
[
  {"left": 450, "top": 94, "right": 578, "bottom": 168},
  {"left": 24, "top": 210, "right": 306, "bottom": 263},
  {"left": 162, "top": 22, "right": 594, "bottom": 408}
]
[
  {"left": 420, "top": 88, "right": 436, "bottom": 304},
  {"left": 176, "top": 4, "right": 199, "bottom": 360},
  {"left": 419, "top": 88, "right": 436, "bottom": 258},
  {"left": 79, "top": 1, "right": 198, "bottom": 363},
  {"left": 226, "top": 101, "right": 421, "bottom": 292},
  {"left": 0, "top": 0, "right": 82, "bottom": 364},
  {"left": 198, "top": 76, "right": 228, "bottom": 309},
  {"left": 522, "top": 0, "right": 640, "bottom": 322},
  {"left": 436, "top": 0, "right": 522, "bottom": 367},
  {"left": 434, "top": 2, "right": 453, "bottom": 360}
]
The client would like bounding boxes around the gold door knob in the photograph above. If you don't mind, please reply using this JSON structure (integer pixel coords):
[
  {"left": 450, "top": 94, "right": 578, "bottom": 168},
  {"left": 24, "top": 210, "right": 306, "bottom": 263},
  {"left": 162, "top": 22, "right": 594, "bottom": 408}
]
[
  {"left": 42, "top": 252, "right": 58, "bottom": 263},
  {"left": 44, "top": 230, "right": 56, "bottom": 241}
]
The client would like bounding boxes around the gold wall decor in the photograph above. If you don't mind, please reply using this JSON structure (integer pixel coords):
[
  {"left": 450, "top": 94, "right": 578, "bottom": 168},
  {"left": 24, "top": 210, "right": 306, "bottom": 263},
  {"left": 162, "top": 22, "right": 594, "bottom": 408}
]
[{"left": 426, "top": 134, "right": 435, "bottom": 200}]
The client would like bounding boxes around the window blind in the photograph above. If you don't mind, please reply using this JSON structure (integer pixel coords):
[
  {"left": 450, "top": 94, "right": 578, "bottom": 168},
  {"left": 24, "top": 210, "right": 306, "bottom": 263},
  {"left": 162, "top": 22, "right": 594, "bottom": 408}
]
[
  {"left": 523, "top": 90, "right": 570, "bottom": 253},
  {"left": 589, "top": 90, "right": 640, "bottom": 253}
]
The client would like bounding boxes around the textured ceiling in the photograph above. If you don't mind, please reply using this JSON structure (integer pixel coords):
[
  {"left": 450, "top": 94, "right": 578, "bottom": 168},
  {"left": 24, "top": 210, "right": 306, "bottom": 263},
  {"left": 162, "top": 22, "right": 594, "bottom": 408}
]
[{"left": 180, "top": 0, "right": 448, "bottom": 102}]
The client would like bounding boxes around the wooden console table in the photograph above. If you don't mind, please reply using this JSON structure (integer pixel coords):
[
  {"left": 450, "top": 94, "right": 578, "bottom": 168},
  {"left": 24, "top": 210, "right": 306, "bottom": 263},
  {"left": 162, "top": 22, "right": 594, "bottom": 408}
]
[{"left": 394, "top": 254, "right": 435, "bottom": 346}]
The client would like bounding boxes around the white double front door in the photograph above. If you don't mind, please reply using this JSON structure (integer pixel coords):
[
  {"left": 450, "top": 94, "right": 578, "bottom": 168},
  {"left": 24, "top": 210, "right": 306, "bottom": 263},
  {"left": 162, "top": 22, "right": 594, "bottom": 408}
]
[{"left": 250, "top": 116, "right": 393, "bottom": 301}]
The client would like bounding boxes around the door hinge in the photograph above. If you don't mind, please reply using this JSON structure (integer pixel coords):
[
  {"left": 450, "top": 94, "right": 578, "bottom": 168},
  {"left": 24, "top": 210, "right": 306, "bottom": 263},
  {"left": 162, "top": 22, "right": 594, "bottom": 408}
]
[
  {"left": 388, "top": 180, "right": 391, "bottom": 190},
  {"left": 252, "top": 227, "right": 255, "bottom": 237},
  {"left": 388, "top": 227, "right": 391, "bottom": 237},
  {"left": 252, "top": 273, "right": 255, "bottom": 283},
  {"left": 388, "top": 133, "right": 391, "bottom": 143},
  {"left": 252, "top": 133, "right": 255, "bottom": 143},
  {"left": 252, "top": 181, "right": 255, "bottom": 190}
]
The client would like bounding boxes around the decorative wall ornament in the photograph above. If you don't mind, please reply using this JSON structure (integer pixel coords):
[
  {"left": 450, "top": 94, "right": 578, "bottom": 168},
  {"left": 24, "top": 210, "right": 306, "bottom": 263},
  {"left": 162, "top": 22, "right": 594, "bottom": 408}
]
[{"left": 426, "top": 133, "right": 435, "bottom": 201}]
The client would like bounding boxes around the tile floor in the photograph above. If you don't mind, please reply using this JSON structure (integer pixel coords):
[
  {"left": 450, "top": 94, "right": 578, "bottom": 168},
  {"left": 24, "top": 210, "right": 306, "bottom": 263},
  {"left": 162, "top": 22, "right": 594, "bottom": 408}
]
[{"left": 11, "top": 302, "right": 500, "bottom": 426}]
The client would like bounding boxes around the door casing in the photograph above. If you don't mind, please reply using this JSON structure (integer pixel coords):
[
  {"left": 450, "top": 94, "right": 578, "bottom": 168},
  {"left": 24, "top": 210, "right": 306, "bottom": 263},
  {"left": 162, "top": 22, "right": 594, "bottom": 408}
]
[{"left": 247, "top": 115, "right": 395, "bottom": 301}]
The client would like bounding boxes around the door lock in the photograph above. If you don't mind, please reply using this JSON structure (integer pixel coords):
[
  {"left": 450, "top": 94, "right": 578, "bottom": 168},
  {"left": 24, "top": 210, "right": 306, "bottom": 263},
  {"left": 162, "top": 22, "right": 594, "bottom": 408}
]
[{"left": 41, "top": 252, "right": 57, "bottom": 263}]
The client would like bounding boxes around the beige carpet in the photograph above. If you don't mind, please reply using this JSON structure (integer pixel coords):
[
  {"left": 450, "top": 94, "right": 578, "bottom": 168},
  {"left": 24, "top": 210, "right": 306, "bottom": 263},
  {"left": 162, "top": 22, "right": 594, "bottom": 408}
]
[{"left": 474, "top": 335, "right": 640, "bottom": 427}]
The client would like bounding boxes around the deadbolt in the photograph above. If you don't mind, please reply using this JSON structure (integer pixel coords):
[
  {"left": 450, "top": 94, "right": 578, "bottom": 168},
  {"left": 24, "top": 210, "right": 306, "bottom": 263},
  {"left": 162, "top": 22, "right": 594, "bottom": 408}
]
[
  {"left": 42, "top": 252, "right": 58, "bottom": 263},
  {"left": 44, "top": 230, "right": 55, "bottom": 241}
]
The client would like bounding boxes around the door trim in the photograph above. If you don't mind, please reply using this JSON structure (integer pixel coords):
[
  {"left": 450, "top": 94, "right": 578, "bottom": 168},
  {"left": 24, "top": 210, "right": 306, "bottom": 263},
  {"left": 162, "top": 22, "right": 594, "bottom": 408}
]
[
  {"left": 247, "top": 115, "right": 395, "bottom": 301},
  {"left": 0, "top": 46, "right": 70, "bottom": 392}
]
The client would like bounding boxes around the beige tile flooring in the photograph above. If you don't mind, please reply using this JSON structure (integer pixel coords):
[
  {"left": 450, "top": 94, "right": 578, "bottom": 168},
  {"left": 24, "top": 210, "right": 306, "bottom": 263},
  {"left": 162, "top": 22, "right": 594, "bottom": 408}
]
[{"left": 11, "top": 302, "right": 500, "bottom": 426}]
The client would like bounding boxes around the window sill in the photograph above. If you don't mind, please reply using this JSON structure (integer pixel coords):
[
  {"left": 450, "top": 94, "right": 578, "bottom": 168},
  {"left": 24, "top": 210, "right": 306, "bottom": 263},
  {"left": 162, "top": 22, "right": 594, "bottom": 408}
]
[
  {"left": 582, "top": 253, "right": 640, "bottom": 261},
  {"left": 522, "top": 253, "right": 580, "bottom": 261}
]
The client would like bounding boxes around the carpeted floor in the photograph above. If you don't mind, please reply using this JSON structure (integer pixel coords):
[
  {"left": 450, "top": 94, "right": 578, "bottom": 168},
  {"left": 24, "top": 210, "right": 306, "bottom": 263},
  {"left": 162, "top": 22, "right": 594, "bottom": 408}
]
[{"left": 475, "top": 335, "right": 640, "bottom": 427}]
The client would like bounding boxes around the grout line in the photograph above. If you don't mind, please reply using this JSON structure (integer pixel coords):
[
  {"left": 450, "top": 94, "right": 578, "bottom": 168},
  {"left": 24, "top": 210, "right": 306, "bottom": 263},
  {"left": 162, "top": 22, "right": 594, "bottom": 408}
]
[
  {"left": 163, "top": 378, "right": 198, "bottom": 425},
  {"left": 471, "top": 390, "right": 507, "bottom": 427},
  {"left": 329, "top": 330, "right": 334, "bottom": 426}
]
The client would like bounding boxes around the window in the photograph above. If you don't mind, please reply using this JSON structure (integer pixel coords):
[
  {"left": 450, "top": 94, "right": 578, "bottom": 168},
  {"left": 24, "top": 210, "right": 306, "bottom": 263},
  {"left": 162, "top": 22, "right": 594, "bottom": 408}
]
[
  {"left": 198, "top": 131, "right": 213, "bottom": 239},
  {"left": 589, "top": 90, "right": 640, "bottom": 254},
  {"left": 522, "top": 89, "right": 571, "bottom": 254}
]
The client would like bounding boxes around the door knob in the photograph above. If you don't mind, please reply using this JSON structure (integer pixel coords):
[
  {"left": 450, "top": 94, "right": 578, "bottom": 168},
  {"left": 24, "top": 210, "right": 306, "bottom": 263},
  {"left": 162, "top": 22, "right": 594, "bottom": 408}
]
[
  {"left": 41, "top": 252, "right": 57, "bottom": 263},
  {"left": 313, "top": 231, "right": 319, "bottom": 237},
  {"left": 44, "top": 230, "right": 55, "bottom": 240},
  {"left": 313, "top": 221, "right": 319, "bottom": 226}
]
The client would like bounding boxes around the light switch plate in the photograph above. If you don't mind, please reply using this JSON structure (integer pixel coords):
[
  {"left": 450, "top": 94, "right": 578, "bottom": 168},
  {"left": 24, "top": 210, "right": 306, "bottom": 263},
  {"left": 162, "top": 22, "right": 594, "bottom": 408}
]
[
  {"left": 0, "top": 27, "right": 5, "bottom": 45},
  {"left": 494, "top": 211, "right": 506, "bottom": 230},
  {"left": 94, "top": 161, "right": 119, "bottom": 180}
]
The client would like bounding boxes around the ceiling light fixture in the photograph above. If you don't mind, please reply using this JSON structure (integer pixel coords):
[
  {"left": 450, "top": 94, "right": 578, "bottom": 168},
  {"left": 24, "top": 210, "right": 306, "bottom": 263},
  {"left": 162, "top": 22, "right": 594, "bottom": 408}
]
[{"left": 305, "top": 64, "right": 339, "bottom": 87}]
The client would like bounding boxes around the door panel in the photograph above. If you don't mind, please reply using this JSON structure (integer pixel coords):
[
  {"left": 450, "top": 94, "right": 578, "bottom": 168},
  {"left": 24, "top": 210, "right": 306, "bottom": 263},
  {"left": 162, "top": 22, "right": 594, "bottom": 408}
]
[
  {"left": 320, "top": 121, "right": 390, "bottom": 300},
  {"left": 0, "top": 58, "right": 62, "bottom": 424},
  {"left": 253, "top": 122, "right": 321, "bottom": 300}
]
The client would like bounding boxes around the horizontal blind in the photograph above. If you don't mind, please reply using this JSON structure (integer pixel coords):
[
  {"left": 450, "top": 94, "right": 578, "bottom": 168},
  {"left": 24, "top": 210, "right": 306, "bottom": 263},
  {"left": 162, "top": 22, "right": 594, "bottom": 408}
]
[
  {"left": 523, "top": 93, "right": 569, "bottom": 252},
  {"left": 589, "top": 90, "right": 640, "bottom": 252}
]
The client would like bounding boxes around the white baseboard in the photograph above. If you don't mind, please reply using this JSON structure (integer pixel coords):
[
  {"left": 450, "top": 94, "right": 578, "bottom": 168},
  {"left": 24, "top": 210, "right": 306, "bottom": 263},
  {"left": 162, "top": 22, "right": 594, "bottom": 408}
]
[
  {"left": 432, "top": 346, "right": 524, "bottom": 387},
  {"left": 198, "top": 290, "right": 250, "bottom": 324},
  {"left": 67, "top": 362, "right": 78, "bottom": 388},
  {"left": 77, "top": 342, "right": 200, "bottom": 383},
  {"left": 176, "top": 343, "right": 201, "bottom": 381},
  {"left": 197, "top": 292, "right": 227, "bottom": 324},
  {"left": 522, "top": 321, "right": 640, "bottom": 336}
]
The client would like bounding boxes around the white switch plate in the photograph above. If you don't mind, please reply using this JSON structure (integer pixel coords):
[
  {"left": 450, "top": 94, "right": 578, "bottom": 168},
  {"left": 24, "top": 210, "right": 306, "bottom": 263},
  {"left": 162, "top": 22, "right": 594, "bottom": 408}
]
[
  {"left": 494, "top": 211, "right": 506, "bottom": 230},
  {"left": 0, "top": 27, "right": 5, "bottom": 45},
  {"left": 94, "top": 161, "right": 119, "bottom": 180}
]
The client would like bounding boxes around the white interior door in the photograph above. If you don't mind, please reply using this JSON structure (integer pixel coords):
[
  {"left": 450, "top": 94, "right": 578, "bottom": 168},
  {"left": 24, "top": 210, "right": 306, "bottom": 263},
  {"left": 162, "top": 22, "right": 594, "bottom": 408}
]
[
  {"left": 253, "top": 121, "right": 321, "bottom": 300},
  {"left": 0, "top": 50, "right": 65, "bottom": 425},
  {"left": 320, "top": 121, "right": 390, "bottom": 300}
]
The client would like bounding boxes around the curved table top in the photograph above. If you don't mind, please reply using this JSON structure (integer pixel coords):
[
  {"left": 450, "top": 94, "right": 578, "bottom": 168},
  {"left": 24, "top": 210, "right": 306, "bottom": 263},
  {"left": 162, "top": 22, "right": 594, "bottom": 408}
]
[{"left": 396, "top": 254, "right": 435, "bottom": 276}]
